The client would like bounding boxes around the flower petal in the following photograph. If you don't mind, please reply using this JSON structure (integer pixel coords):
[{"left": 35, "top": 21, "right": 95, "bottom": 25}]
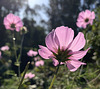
[
  {"left": 38, "top": 45, "right": 53, "bottom": 59},
  {"left": 16, "top": 27, "right": 20, "bottom": 32},
  {"left": 4, "top": 17, "right": 10, "bottom": 26},
  {"left": 45, "top": 30, "right": 59, "bottom": 53},
  {"left": 4, "top": 25, "right": 11, "bottom": 30},
  {"left": 55, "top": 26, "right": 74, "bottom": 50},
  {"left": 27, "top": 50, "right": 38, "bottom": 57},
  {"left": 35, "top": 60, "right": 44, "bottom": 67},
  {"left": 91, "top": 11, "right": 95, "bottom": 19},
  {"left": 68, "top": 32, "right": 85, "bottom": 52},
  {"left": 52, "top": 58, "right": 59, "bottom": 66},
  {"left": 66, "top": 61, "right": 75, "bottom": 71},
  {"left": 66, "top": 60, "right": 86, "bottom": 72},
  {"left": 25, "top": 74, "right": 28, "bottom": 79},
  {"left": 52, "top": 58, "right": 65, "bottom": 66},
  {"left": 84, "top": 10, "right": 91, "bottom": 18},
  {"left": 76, "top": 21, "right": 84, "bottom": 28},
  {"left": 6, "top": 13, "right": 15, "bottom": 23},
  {"left": 16, "top": 21, "right": 23, "bottom": 27},
  {"left": 13, "top": 16, "right": 22, "bottom": 24},
  {"left": 68, "top": 48, "right": 90, "bottom": 60}
]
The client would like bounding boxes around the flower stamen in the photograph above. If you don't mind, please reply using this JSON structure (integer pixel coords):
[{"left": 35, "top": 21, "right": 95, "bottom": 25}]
[
  {"left": 85, "top": 18, "right": 89, "bottom": 23},
  {"left": 10, "top": 23, "right": 16, "bottom": 28}
]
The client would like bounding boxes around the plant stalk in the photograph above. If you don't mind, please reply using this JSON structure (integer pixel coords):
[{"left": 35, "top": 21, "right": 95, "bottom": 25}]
[
  {"left": 18, "top": 34, "right": 25, "bottom": 79},
  {"left": 48, "top": 62, "right": 60, "bottom": 89},
  {"left": 18, "top": 62, "right": 30, "bottom": 89},
  {"left": 12, "top": 32, "right": 17, "bottom": 61}
]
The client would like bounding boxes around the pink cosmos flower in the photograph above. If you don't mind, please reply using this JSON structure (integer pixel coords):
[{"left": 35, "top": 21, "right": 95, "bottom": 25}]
[
  {"left": 76, "top": 10, "right": 95, "bottom": 28},
  {"left": 1, "top": 45, "right": 9, "bottom": 51},
  {"left": 4, "top": 13, "right": 23, "bottom": 32},
  {"left": 25, "top": 73, "right": 35, "bottom": 79},
  {"left": 27, "top": 50, "right": 38, "bottom": 57},
  {"left": 38, "top": 26, "right": 90, "bottom": 72},
  {"left": 35, "top": 60, "right": 44, "bottom": 67}
]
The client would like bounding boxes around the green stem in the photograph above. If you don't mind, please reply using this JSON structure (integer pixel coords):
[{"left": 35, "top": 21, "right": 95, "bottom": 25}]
[
  {"left": 12, "top": 32, "right": 17, "bottom": 60},
  {"left": 18, "top": 34, "right": 25, "bottom": 79},
  {"left": 18, "top": 62, "right": 30, "bottom": 89},
  {"left": 49, "top": 62, "right": 60, "bottom": 89},
  {"left": 49, "top": 75, "right": 56, "bottom": 89}
]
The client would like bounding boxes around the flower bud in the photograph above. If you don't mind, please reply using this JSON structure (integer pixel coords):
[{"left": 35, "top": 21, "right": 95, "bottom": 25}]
[{"left": 20, "top": 26, "right": 28, "bottom": 35}]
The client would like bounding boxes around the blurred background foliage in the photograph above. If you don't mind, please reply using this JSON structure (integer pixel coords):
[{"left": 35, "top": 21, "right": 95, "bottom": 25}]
[{"left": 0, "top": 0, "right": 100, "bottom": 89}]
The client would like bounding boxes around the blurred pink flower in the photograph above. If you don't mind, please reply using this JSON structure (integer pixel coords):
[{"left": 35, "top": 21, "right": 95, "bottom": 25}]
[
  {"left": 35, "top": 60, "right": 44, "bottom": 67},
  {"left": 76, "top": 10, "right": 95, "bottom": 28},
  {"left": 25, "top": 73, "right": 35, "bottom": 79},
  {"left": 1, "top": 45, "right": 9, "bottom": 51},
  {"left": 4, "top": 13, "right": 23, "bottom": 32},
  {"left": 38, "top": 26, "right": 89, "bottom": 72},
  {"left": 27, "top": 50, "right": 38, "bottom": 57},
  {"left": 34, "top": 56, "right": 40, "bottom": 61}
]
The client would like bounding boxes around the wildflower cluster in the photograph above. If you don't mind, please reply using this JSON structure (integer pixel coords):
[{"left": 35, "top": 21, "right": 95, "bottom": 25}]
[{"left": 0, "top": 8, "right": 96, "bottom": 89}]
